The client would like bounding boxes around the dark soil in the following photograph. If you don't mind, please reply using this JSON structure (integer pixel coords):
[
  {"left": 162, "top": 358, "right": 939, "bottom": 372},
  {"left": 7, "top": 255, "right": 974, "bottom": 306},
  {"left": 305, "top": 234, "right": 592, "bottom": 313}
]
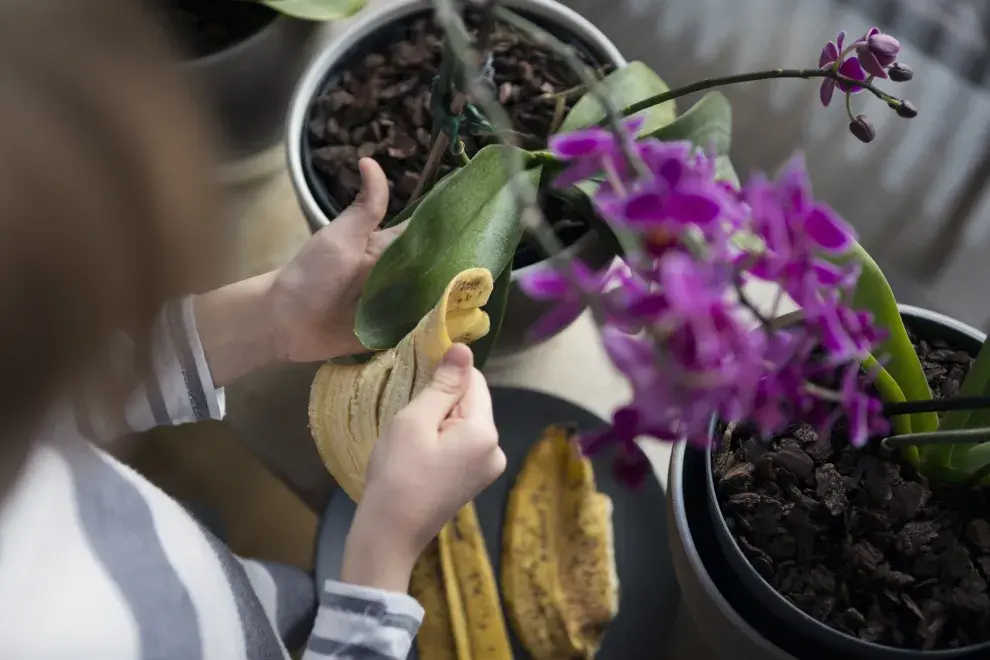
[
  {"left": 306, "top": 13, "right": 611, "bottom": 269},
  {"left": 150, "top": 0, "right": 276, "bottom": 59},
  {"left": 713, "top": 329, "right": 990, "bottom": 651}
]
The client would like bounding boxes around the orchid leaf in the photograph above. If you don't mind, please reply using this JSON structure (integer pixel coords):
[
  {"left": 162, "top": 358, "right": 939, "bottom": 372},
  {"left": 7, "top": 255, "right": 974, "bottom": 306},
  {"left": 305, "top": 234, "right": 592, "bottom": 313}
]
[
  {"left": 356, "top": 145, "right": 537, "bottom": 349},
  {"left": 558, "top": 61, "right": 676, "bottom": 136},
  {"left": 862, "top": 353, "right": 917, "bottom": 466},
  {"left": 646, "top": 91, "right": 732, "bottom": 155},
  {"left": 941, "top": 339, "right": 990, "bottom": 432},
  {"left": 715, "top": 156, "right": 740, "bottom": 188},
  {"left": 261, "top": 0, "right": 365, "bottom": 20},
  {"left": 846, "top": 244, "right": 939, "bottom": 436}
]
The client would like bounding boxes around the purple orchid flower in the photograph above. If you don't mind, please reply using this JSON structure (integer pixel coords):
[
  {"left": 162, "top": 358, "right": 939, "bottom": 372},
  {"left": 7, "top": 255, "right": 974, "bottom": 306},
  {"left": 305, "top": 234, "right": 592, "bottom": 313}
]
[{"left": 818, "top": 30, "right": 868, "bottom": 107}]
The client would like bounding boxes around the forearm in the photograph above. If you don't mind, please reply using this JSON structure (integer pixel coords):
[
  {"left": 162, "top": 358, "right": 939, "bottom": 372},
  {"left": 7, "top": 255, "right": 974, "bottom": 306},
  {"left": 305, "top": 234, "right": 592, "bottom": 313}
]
[
  {"left": 301, "top": 517, "right": 423, "bottom": 659},
  {"left": 192, "top": 271, "right": 280, "bottom": 388}
]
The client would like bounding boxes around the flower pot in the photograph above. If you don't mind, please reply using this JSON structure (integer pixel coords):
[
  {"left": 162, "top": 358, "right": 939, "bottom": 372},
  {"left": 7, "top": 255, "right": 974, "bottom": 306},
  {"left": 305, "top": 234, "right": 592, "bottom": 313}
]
[
  {"left": 159, "top": 0, "right": 319, "bottom": 167},
  {"left": 285, "top": 0, "right": 622, "bottom": 353},
  {"left": 702, "top": 304, "right": 990, "bottom": 658}
]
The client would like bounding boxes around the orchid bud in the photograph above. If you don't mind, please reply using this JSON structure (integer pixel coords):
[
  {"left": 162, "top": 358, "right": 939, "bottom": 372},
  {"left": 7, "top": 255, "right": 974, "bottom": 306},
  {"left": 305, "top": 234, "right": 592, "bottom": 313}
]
[
  {"left": 849, "top": 114, "right": 875, "bottom": 143},
  {"left": 888, "top": 62, "right": 914, "bottom": 82},
  {"left": 857, "top": 27, "right": 900, "bottom": 77},
  {"left": 895, "top": 100, "right": 918, "bottom": 118}
]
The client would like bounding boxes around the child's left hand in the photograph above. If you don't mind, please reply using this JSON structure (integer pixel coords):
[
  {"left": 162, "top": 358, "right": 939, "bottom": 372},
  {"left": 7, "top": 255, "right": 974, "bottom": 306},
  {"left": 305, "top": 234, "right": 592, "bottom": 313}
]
[{"left": 270, "top": 157, "right": 403, "bottom": 363}]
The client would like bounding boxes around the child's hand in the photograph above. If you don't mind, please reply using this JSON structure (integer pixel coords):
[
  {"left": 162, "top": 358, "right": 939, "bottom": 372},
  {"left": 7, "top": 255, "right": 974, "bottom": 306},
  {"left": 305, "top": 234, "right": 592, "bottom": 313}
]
[
  {"left": 270, "top": 158, "right": 404, "bottom": 363},
  {"left": 340, "top": 344, "right": 506, "bottom": 592}
]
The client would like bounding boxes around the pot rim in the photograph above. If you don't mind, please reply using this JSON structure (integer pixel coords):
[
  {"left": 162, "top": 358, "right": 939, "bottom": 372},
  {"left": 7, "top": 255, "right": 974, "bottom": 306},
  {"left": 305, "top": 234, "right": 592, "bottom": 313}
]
[
  {"left": 668, "top": 442, "right": 788, "bottom": 649},
  {"left": 703, "top": 304, "right": 990, "bottom": 658},
  {"left": 174, "top": 9, "right": 287, "bottom": 71},
  {"left": 284, "top": 0, "right": 627, "bottom": 270}
]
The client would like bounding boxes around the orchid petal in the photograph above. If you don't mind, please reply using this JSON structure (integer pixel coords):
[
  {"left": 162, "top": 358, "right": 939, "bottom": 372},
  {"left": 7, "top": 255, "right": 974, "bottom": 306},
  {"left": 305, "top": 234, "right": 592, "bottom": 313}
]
[{"left": 804, "top": 205, "right": 855, "bottom": 253}]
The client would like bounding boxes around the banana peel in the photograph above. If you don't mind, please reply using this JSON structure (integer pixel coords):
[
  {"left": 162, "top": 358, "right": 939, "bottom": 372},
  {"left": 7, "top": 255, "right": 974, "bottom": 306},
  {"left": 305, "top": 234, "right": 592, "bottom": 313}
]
[
  {"left": 502, "top": 424, "right": 619, "bottom": 660},
  {"left": 308, "top": 268, "right": 494, "bottom": 501},
  {"left": 410, "top": 503, "right": 512, "bottom": 660}
]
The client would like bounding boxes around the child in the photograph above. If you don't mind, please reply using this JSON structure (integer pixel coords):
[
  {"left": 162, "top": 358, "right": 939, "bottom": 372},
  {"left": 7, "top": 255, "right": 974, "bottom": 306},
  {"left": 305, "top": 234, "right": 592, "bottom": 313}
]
[{"left": 0, "top": 1, "right": 506, "bottom": 658}]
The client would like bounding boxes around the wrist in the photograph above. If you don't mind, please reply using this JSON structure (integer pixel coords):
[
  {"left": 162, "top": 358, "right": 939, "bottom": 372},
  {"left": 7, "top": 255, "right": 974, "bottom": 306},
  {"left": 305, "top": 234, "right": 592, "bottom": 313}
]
[
  {"left": 193, "top": 270, "right": 280, "bottom": 387},
  {"left": 341, "top": 506, "right": 420, "bottom": 594}
]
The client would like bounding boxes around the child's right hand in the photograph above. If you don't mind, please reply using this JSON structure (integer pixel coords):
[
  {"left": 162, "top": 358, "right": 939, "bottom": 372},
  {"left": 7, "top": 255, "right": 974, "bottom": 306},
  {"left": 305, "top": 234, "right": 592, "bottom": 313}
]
[{"left": 340, "top": 343, "right": 506, "bottom": 592}]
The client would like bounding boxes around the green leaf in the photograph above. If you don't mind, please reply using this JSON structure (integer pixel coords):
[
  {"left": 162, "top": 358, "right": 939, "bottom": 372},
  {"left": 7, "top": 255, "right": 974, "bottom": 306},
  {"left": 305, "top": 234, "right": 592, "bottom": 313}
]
[
  {"left": 468, "top": 264, "right": 511, "bottom": 370},
  {"left": 941, "top": 339, "right": 990, "bottom": 432},
  {"left": 846, "top": 244, "right": 938, "bottom": 435},
  {"left": 260, "top": 0, "right": 366, "bottom": 20},
  {"left": 715, "top": 155, "right": 740, "bottom": 188},
  {"left": 862, "top": 353, "right": 918, "bottom": 466},
  {"left": 646, "top": 91, "right": 732, "bottom": 155},
  {"left": 558, "top": 61, "right": 676, "bottom": 136},
  {"left": 356, "top": 145, "right": 536, "bottom": 350}
]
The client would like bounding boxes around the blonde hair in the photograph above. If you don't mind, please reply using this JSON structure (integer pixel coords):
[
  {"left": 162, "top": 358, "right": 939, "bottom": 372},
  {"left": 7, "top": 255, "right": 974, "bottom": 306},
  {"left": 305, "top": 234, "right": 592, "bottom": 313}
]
[{"left": 0, "top": 0, "right": 218, "bottom": 479}]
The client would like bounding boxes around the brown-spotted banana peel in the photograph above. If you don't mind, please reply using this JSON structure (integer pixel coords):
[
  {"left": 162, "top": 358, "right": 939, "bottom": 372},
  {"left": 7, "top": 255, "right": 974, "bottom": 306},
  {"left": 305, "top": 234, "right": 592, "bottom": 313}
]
[
  {"left": 308, "top": 268, "right": 494, "bottom": 502},
  {"left": 502, "top": 424, "right": 619, "bottom": 660}
]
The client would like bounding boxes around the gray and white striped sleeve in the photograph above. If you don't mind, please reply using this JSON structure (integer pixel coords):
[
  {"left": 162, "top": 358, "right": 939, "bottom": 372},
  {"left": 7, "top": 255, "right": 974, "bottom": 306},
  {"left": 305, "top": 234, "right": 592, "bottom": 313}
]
[
  {"left": 121, "top": 296, "right": 225, "bottom": 432},
  {"left": 303, "top": 579, "right": 424, "bottom": 660}
]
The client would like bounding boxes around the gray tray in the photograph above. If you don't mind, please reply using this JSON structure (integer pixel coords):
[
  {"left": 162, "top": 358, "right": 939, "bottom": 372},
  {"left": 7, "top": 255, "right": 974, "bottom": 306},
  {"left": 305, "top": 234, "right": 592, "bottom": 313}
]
[{"left": 314, "top": 385, "right": 679, "bottom": 658}]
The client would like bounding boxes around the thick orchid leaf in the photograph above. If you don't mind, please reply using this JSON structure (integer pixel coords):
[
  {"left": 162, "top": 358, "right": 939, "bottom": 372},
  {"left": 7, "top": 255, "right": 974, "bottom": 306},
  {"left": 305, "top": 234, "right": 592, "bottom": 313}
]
[
  {"left": 261, "top": 0, "right": 365, "bottom": 20},
  {"left": 941, "top": 339, "right": 990, "bottom": 432},
  {"left": 847, "top": 243, "right": 938, "bottom": 435},
  {"left": 468, "top": 264, "right": 511, "bottom": 370},
  {"left": 356, "top": 145, "right": 536, "bottom": 350},
  {"left": 715, "top": 156, "right": 740, "bottom": 188},
  {"left": 862, "top": 352, "right": 918, "bottom": 466},
  {"left": 646, "top": 91, "right": 732, "bottom": 154},
  {"left": 557, "top": 61, "right": 676, "bottom": 136}
]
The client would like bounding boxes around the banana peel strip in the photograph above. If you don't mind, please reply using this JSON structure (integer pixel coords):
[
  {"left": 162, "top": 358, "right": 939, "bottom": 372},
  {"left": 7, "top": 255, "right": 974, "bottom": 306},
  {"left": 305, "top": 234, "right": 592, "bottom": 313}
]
[
  {"left": 502, "top": 424, "right": 619, "bottom": 660},
  {"left": 308, "top": 268, "right": 494, "bottom": 501}
]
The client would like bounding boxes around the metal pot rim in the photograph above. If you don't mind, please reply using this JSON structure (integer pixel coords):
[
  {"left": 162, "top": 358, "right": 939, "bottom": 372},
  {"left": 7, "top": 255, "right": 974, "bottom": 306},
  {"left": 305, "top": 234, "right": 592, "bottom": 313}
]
[
  {"left": 284, "top": 0, "right": 627, "bottom": 253},
  {"left": 175, "top": 11, "right": 289, "bottom": 71},
  {"left": 699, "top": 303, "right": 989, "bottom": 658}
]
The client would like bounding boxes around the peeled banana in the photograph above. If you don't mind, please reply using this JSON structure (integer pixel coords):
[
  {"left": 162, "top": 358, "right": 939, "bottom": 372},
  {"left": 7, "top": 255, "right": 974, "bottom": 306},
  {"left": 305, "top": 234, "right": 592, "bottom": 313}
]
[
  {"left": 409, "top": 540, "right": 458, "bottom": 660},
  {"left": 308, "top": 268, "right": 494, "bottom": 501},
  {"left": 436, "top": 504, "right": 513, "bottom": 659},
  {"left": 502, "top": 424, "right": 619, "bottom": 660}
]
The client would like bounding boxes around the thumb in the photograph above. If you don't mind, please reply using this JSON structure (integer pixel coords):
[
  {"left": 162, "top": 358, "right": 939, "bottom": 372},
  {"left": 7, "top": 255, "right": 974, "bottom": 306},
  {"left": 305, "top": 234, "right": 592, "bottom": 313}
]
[
  {"left": 405, "top": 344, "right": 474, "bottom": 425},
  {"left": 337, "top": 158, "right": 389, "bottom": 235}
]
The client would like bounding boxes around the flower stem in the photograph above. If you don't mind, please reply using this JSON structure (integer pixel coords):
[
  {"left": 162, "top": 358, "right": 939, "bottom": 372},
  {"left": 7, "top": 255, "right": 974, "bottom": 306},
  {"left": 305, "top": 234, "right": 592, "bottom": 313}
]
[{"left": 605, "top": 68, "right": 905, "bottom": 124}]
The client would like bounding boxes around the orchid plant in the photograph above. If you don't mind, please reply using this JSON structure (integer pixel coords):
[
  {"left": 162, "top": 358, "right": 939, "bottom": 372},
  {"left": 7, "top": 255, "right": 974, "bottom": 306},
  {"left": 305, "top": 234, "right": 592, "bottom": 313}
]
[
  {"left": 520, "top": 27, "right": 990, "bottom": 488},
  {"left": 279, "top": 0, "right": 990, "bottom": 487}
]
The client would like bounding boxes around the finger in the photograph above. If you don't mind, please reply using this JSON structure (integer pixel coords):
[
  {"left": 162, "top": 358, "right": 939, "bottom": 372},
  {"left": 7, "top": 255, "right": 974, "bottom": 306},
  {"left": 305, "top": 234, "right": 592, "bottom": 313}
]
[
  {"left": 404, "top": 343, "right": 473, "bottom": 425},
  {"left": 458, "top": 368, "right": 495, "bottom": 431},
  {"left": 336, "top": 158, "right": 389, "bottom": 235},
  {"left": 366, "top": 220, "right": 407, "bottom": 259}
]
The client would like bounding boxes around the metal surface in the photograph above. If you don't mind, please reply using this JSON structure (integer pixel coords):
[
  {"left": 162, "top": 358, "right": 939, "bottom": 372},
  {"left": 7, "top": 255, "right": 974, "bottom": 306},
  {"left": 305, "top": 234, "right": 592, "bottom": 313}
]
[{"left": 315, "top": 386, "right": 679, "bottom": 659}]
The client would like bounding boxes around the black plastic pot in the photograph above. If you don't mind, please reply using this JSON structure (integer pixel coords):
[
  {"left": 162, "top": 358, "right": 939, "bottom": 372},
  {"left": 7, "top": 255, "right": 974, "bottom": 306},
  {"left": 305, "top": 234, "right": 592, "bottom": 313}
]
[
  {"left": 701, "top": 304, "right": 989, "bottom": 659},
  {"left": 286, "top": 0, "right": 622, "bottom": 353},
  {"left": 168, "top": 0, "right": 318, "bottom": 166}
]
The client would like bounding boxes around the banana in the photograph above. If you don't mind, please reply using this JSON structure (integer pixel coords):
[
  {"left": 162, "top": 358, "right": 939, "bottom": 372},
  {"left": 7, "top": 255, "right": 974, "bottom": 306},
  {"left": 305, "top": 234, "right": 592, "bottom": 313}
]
[
  {"left": 308, "top": 268, "right": 494, "bottom": 501},
  {"left": 502, "top": 424, "right": 619, "bottom": 660},
  {"left": 437, "top": 504, "right": 513, "bottom": 660},
  {"left": 409, "top": 540, "right": 459, "bottom": 660}
]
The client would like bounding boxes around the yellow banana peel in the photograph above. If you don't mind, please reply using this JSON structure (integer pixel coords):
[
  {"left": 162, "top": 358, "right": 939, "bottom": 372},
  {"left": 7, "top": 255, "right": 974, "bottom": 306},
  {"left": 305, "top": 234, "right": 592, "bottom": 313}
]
[
  {"left": 308, "top": 268, "right": 494, "bottom": 501},
  {"left": 502, "top": 424, "right": 619, "bottom": 660}
]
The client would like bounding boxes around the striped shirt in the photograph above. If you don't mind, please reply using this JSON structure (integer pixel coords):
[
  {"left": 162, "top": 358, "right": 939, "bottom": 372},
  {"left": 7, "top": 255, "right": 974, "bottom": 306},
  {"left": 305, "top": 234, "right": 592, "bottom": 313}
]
[{"left": 0, "top": 297, "right": 424, "bottom": 660}]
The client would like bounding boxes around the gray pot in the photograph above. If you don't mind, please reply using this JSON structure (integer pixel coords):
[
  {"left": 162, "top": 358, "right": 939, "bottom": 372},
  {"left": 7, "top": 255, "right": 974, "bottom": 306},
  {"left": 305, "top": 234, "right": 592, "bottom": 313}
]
[
  {"left": 177, "top": 9, "right": 318, "bottom": 165},
  {"left": 670, "top": 304, "right": 989, "bottom": 659},
  {"left": 285, "top": 0, "right": 623, "bottom": 354}
]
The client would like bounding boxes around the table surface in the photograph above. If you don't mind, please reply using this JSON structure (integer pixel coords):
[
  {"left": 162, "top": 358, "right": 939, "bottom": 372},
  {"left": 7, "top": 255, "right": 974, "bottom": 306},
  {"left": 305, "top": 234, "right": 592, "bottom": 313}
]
[{"left": 218, "top": 13, "right": 796, "bottom": 658}]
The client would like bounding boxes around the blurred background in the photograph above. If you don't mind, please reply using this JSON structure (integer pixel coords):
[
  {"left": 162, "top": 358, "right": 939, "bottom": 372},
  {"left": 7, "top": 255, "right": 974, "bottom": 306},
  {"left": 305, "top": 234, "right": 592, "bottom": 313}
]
[{"left": 561, "top": 0, "right": 990, "bottom": 329}]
